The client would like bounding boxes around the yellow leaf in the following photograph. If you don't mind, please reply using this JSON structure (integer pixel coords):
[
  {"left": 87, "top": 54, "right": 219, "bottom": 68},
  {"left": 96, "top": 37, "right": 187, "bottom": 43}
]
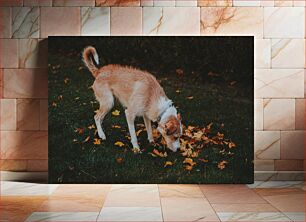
[
  {"left": 185, "top": 165, "right": 193, "bottom": 171},
  {"left": 88, "top": 124, "right": 95, "bottom": 130},
  {"left": 183, "top": 158, "right": 196, "bottom": 166},
  {"left": 228, "top": 141, "right": 236, "bottom": 148},
  {"left": 112, "top": 125, "right": 121, "bottom": 129},
  {"left": 199, "top": 158, "right": 209, "bottom": 163},
  {"left": 83, "top": 136, "right": 90, "bottom": 143},
  {"left": 136, "top": 129, "right": 143, "bottom": 136},
  {"left": 193, "top": 131, "right": 203, "bottom": 141},
  {"left": 176, "top": 89, "right": 181, "bottom": 93},
  {"left": 164, "top": 161, "right": 173, "bottom": 167},
  {"left": 153, "top": 149, "right": 167, "bottom": 158},
  {"left": 114, "top": 141, "right": 125, "bottom": 147},
  {"left": 74, "top": 127, "right": 84, "bottom": 134},
  {"left": 112, "top": 110, "right": 120, "bottom": 116},
  {"left": 217, "top": 160, "right": 228, "bottom": 170},
  {"left": 93, "top": 138, "right": 101, "bottom": 145}
]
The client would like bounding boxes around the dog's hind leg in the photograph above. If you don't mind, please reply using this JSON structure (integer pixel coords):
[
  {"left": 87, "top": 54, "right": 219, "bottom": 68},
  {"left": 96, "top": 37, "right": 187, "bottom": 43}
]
[
  {"left": 143, "top": 115, "right": 154, "bottom": 143},
  {"left": 125, "top": 109, "right": 139, "bottom": 149},
  {"left": 94, "top": 88, "right": 114, "bottom": 140}
]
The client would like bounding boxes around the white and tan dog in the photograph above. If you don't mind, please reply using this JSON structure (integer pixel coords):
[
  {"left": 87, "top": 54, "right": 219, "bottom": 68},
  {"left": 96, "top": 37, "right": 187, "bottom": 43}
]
[{"left": 82, "top": 46, "right": 182, "bottom": 152}]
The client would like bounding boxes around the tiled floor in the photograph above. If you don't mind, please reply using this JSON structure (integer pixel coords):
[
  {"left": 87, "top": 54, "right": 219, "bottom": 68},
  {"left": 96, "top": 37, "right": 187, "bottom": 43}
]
[{"left": 0, "top": 181, "right": 304, "bottom": 221}]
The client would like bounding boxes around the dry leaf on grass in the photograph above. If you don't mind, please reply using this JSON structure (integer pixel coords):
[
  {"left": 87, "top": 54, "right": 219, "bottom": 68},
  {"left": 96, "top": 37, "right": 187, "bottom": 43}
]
[
  {"left": 82, "top": 136, "right": 90, "bottom": 143},
  {"left": 74, "top": 127, "right": 84, "bottom": 134},
  {"left": 164, "top": 161, "right": 173, "bottom": 167},
  {"left": 217, "top": 160, "right": 228, "bottom": 170},
  {"left": 93, "top": 138, "right": 101, "bottom": 145},
  {"left": 112, "top": 110, "right": 120, "bottom": 116},
  {"left": 116, "top": 157, "right": 124, "bottom": 164},
  {"left": 114, "top": 141, "right": 125, "bottom": 147}
]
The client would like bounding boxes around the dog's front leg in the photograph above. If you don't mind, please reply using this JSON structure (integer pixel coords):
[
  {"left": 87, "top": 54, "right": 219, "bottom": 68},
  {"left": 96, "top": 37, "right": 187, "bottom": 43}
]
[
  {"left": 125, "top": 110, "right": 139, "bottom": 148},
  {"left": 143, "top": 115, "right": 154, "bottom": 143}
]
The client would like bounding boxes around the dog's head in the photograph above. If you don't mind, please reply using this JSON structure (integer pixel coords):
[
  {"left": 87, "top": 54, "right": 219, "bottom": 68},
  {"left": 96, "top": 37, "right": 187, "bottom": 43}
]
[{"left": 158, "top": 113, "right": 182, "bottom": 152}]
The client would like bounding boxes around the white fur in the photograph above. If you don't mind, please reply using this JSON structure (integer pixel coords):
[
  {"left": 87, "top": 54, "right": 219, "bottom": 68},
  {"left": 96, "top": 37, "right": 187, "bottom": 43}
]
[{"left": 93, "top": 51, "right": 99, "bottom": 65}]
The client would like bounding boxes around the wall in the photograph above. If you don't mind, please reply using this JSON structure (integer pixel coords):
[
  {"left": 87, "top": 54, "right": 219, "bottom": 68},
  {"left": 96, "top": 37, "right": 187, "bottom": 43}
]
[{"left": 0, "top": 0, "right": 305, "bottom": 180}]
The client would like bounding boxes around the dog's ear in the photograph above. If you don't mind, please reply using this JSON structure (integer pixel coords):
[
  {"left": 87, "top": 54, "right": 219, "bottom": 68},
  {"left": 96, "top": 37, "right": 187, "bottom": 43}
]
[
  {"left": 165, "top": 121, "right": 177, "bottom": 136},
  {"left": 177, "top": 113, "right": 182, "bottom": 121}
]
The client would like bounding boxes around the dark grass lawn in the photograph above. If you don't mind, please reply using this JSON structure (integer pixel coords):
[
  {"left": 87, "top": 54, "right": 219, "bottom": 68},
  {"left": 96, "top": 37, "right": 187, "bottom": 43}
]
[{"left": 48, "top": 37, "right": 253, "bottom": 184}]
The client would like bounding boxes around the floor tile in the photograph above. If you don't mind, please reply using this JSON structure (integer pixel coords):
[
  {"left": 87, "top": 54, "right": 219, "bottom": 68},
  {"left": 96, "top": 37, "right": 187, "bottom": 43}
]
[
  {"left": 97, "top": 207, "right": 162, "bottom": 221},
  {"left": 0, "top": 196, "right": 47, "bottom": 221},
  {"left": 161, "top": 197, "right": 220, "bottom": 221},
  {"left": 37, "top": 196, "right": 104, "bottom": 212},
  {"left": 25, "top": 212, "right": 99, "bottom": 221},
  {"left": 247, "top": 181, "right": 304, "bottom": 189},
  {"left": 283, "top": 212, "right": 305, "bottom": 221},
  {"left": 255, "top": 188, "right": 305, "bottom": 212},
  {"left": 1, "top": 181, "right": 58, "bottom": 196},
  {"left": 212, "top": 203, "right": 278, "bottom": 212},
  {"left": 217, "top": 212, "right": 291, "bottom": 221},
  {"left": 52, "top": 184, "right": 111, "bottom": 198},
  {"left": 199, "top": 185, "right": 266, "bottom": 204},
  {"left": 103, "top": 184, "right": 160, "bottom": 207},
  {"left": 159, "top": 184, "right": 203, "bottom": 198}
]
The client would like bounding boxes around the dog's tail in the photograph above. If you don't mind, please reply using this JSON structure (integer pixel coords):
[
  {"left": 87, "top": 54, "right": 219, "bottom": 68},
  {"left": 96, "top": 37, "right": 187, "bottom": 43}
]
[{"left": 82, "top": 46, "right": 99, "bottom": 78}]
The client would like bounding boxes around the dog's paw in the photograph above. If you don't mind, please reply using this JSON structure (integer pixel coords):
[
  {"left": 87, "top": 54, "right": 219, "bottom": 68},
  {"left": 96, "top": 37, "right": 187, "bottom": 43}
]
[{"left": 98, "top": 131, "right": 106, "bottom": 140}]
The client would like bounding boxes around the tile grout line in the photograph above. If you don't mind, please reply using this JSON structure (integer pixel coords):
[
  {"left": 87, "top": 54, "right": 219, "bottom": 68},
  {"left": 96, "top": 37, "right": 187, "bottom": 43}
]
[{"left": 157, "top": 184, "right": 165, "bottom": 222}]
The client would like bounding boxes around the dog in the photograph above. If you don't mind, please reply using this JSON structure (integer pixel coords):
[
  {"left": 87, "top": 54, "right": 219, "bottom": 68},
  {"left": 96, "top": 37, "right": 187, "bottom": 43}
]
[{"left": 82, "top": 46, "right": 182, "bottom": 152}]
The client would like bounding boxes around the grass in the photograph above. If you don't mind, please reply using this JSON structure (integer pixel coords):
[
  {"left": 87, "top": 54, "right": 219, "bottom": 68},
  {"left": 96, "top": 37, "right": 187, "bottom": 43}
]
[{"left": 48, "top": 49, "right": 253, "bottom": 184}]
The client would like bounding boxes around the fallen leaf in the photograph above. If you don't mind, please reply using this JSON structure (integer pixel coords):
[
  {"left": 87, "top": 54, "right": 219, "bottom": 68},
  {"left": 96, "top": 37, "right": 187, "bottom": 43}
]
[
  {"left": 217, "top": 160, "right": 228, "bottom": 170},
  {"left": 116, "top": 157, "right": 124, "bottom": 164},
  {"left": 52, "top": 102, "right": 57, "bottom": 107},
  {"left": 112, "top": 110, "right": 120, "bottom": 116},
  {"left": 58, "top": 95, "right": 63, "bottom": 100},
  {"left": 93, "top": 138, "right": 101, "bottom": 145},
  {"left": 136, "top": 129, "right": 143, "bottom": 136},
  {"left": 228, "top": 141, "right": 236, "bottom": 148},
  {"left": 64, "top": 78, "right": 69, "bottom": 84},
  {"left": 112, "top": 125, "right": 121, "bottom": 129},
  {"left": 153, "top": 149, "right": 167, "bottom": 158},
  {"left": 164, "top": 161, "right": 173, "bottom": 167},
  {"left": 83, "top": 136, "right": 90, "bottom": 143},
  {"left": 186, "top": 96, "right": 194, "bottom": 100},
  {"left": 176, "top": 89, "right": 181, "bottom": 93},
  {"left": 132, "top": 147, "right": 141, "bottom": 154},
  {"left": 176, "top": 68, "right": 184, "bottom": 76},
  {"left": 74, "top": 127, "right": 84, "bottom": 134},
  {"left": 114, "top": 141, "right": 125, "bottom": 147},
  {"left": 199, "top": 158, "right": 209, "bottom": 163},
  {"left": 185, "top": 165, "right": 193, "bottom": 171},
  {"left": 88, "top": 124, "right": 95, "bottom": 130},
  {"left": 183, "top": 158, "right": 197, "bottom": 166}
]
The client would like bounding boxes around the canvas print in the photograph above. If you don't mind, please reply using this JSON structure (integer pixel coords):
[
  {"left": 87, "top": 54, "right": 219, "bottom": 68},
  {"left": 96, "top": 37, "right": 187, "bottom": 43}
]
[{"left": 48, "top": 37, "right": 254, "bottom": 184}]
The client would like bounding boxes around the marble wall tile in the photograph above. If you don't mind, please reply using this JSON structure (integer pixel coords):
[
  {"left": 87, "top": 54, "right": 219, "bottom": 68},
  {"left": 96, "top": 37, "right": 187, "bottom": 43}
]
[
  {"left": 254, "top": 160, "right": 274, "bottom": 171},
  {"left": 274, "top": 0, "right": 293, "bottom": 6},
  {"left": 40, "top": 99, "right": 48, "bottom": 130},
  {"left": 17, "top": 99, "right": 40, "bottom": 130},
  {"left": 19, "top": 39, "right": 48, "bottom": 68},
  {"left": 0, "top": 0, "right": 22, "bottom": 6},
  {"left": 176, "top": 0, "right": 197, "bottom": 6},
  {"left": 3, "top": 69, "right": 48, "bottom": 99},
  {"left": 260, "top": 0, "right": 274, "bottom": 6},
  {"left": 305, "top": 70, "right": 306, "bottom": 98},
  {"left": 96, "top": 0, "right": 140, "bottom": 6},
  {"left": 293, "top": 0, "right": 305, "bottom": 6},
  {"left": 264, "top": 7, "right": 305, "bottom": 38},
  {"left": 111, "top": 7, "right": 142, "bottom": 35},
  {"left": 0, "top": 131, "right": 48, "bottom": 159},
  {"left": 255, "top": 39, "right": 271, "bottom": 68},
  {"left": 255, "top": 99, "right": 263, "bottom": 130},
  {"left": 295, "top": 99, "right": 304, "bottom": 130},
  {"left": 0, "top": 99, "right": 16, "bottom": 130},
  {"left": 0, "top": 39, "right": 18, "bottom": 68},
  {"left": 280, "top": 131, "right": 304, "bottom": 159},
  {"left": 0, "top": 7, "right": 11, "bottom": 38},
  {"left": 161, "top": 197, "right": 219, "bottom": 221},
  {"left": 233, "top": 0, "right": 261, "bottom": 6},
  {"left": 263, "top": 99, "right": 295, "bottom": 130},
  {"left": 256, "top": 69, "right": 304, "bottom": 98},
  {"left": 154, "top": 0, "right": 175, "bottom": 6},
  {"left": 0, "top": 69, "right": 3, "bottom": 98},
  {"left": 81, "top": 7, "right": 110, "bottom": 36},
  {"left": 0, "top": 159, "right": 27, "bottom": 171},
  {"left": 12, "top": 7, "right": 39, "bottom": 38},
  {"left": 275, "top": 160, "right": 304, "bottom": 171},
  {"left": 200, "top": 7, "right": 263, "bottom": 38},
  {"left": 98, "top": 207, "right": 162, "bottom": 221},
  {"left": 198, "top": 0, "right": 232, "bottom": 6},
  {"left": 272, "top": 39, "right": 305, "bottom": 68},
  {"left": 40, "top": 7, "right": 80, "bottom": 38},
  {"left": 53, "top": 0, "right": 95, "bottom": 6},
  {"left": 23, "top": 0, "right": 52, "bottom": 6},
  {"left": 255, "top": 131, "right": 280, "bottom": 160},
  {"left": 27, "top": 159, "right": 48, "bottom": 171},
  {"left": 143, "top": 7, "right": 200, "bottom": 35},
  {"left": 141, "top": 0, "right": 153, "bottom": 6}
]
